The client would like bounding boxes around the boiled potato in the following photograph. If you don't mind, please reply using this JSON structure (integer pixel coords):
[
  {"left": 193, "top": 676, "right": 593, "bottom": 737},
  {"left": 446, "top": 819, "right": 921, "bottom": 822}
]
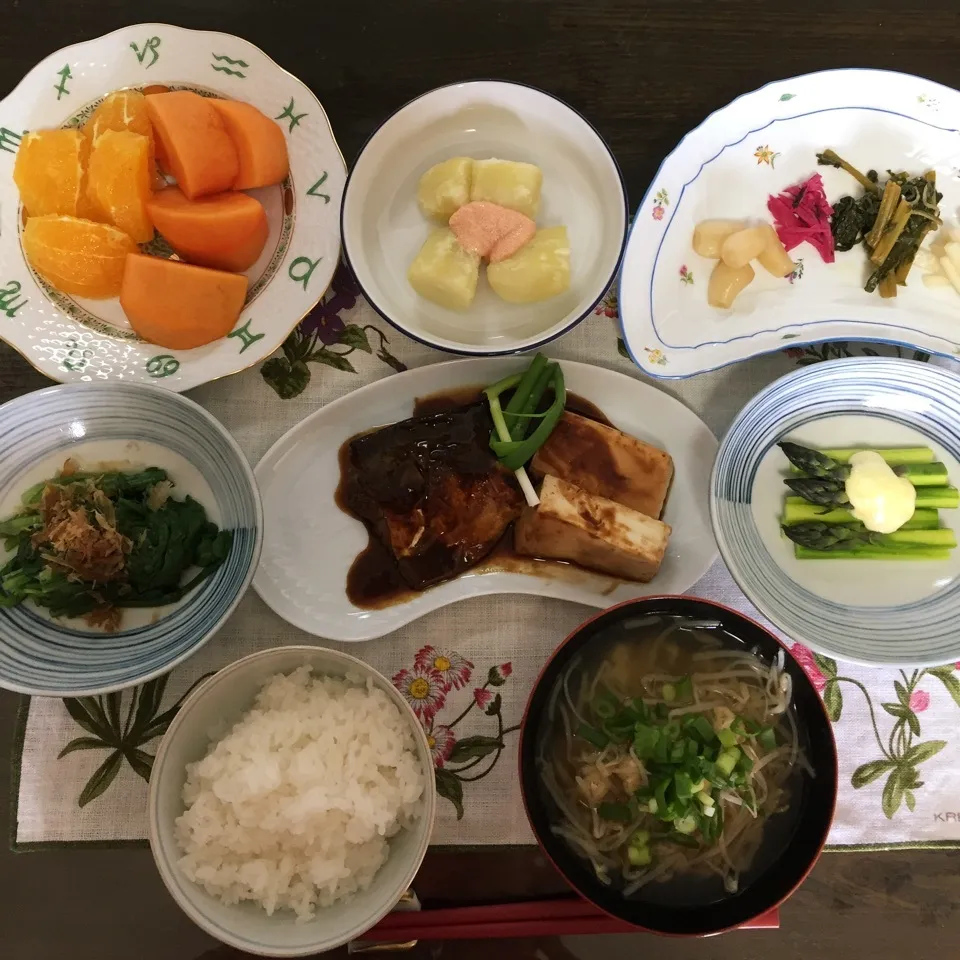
[
  {"left": 408, "top": 228, "right": 481, "bottom": 310},
  {"left": 470, "top": 158, "right": 543, "bottom": 218},
  {"left": 487, "top": 226, "right": 570, "bottom": 304},
  {"left": 417, "top": 157, "right": 474, "bottom": 221}
]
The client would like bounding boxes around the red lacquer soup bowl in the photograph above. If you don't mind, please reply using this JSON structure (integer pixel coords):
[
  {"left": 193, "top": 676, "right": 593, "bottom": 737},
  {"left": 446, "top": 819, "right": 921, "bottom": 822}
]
[{"left": 519, "top": 596, "right": 838, "bottom": 936}]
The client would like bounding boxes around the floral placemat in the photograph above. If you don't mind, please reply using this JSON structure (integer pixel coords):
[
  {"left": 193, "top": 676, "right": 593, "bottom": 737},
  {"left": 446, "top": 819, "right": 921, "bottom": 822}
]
[{"left": 12, "top": 266, "right": 960, "bottom": 852}]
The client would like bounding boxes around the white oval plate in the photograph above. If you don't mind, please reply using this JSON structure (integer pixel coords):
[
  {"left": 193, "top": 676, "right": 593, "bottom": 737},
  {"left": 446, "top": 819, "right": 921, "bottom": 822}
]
[
  {"left": 619, "top": 68, "right": 960, "bottom": 379},
  {"left": 341, "top": 81, "right": 628, "bottom": 354},
  {"left": 712, "top": 357, "right": 960, "bottom": 667},
  {"left": 253, "top": 358, "right": 718, "bottom": 641},
  {"left": 0, "top": 23, "right": 345, "bottom": 391}
]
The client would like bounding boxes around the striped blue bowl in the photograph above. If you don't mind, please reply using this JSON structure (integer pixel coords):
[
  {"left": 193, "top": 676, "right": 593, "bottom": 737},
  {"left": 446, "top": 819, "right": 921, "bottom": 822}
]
[
  {"left": 0, "top": 383, "right": 262, "bottom": 696},
  {"left": 711, "top": 357, "right": 960, "bottom": 667}
]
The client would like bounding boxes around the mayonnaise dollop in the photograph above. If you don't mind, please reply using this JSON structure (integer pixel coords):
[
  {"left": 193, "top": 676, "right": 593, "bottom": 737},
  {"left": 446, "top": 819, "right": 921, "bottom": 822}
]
[{"left": 845, "top": 450, "right": 916, "bottom": 534}]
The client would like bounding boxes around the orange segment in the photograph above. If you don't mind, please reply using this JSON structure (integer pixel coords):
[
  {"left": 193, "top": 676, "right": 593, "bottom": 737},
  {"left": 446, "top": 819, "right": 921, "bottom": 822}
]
[
  {"left": 83, "top": 89, "right": 158, "bottom": 182},
  {"left": 86, "top": 130, "right": 154, "bottom": 243},
  {"left": 84, "top": 90, "right": 154, "bottom": 143},
  {"left": 13, "top": 130, "right": 91, "bottom": 217},
  {"left": 23, "top": 216, "right": 138, "bottom": 298}
]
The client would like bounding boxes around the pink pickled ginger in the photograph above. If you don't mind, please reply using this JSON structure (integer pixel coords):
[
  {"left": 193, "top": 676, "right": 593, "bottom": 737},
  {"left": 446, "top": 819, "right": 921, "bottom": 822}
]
[{"left": 767, "top": 173, "right": 835, "bottom": 263}]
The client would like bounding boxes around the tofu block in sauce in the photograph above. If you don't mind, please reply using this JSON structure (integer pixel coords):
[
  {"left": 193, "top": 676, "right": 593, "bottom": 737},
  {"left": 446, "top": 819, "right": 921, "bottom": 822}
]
[
  {"left": 487, "top": 226, "right": 570, "bottom": 304},
  {"left": 407, "top": 228, "right": 481, "bottom": 310},
  {"left": 417, "top": 157, "right": 474, "bottom": 221},
  {"left": 531, "top": 411, "right": 674, "bottom": 519},
  {"left": 514, "top": 475, "right": 671, "bottom": 582},
  {"left": 470, "top": 158, "right": 543, "bottom": 219}
]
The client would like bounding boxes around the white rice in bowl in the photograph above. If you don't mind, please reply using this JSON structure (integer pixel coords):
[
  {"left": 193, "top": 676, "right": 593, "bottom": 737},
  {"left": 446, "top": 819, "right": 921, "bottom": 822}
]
[{"left": 174, "top": 666, "right": 426, "bottom": 921}]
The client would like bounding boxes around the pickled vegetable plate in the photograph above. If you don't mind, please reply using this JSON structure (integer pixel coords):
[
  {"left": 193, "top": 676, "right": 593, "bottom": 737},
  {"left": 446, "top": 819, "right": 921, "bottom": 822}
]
[{"left": 619, "top": 68, "right": 960, "bottom": 379}]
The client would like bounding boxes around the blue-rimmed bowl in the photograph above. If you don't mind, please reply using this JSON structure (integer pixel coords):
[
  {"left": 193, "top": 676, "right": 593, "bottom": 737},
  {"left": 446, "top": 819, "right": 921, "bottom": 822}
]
[
  {"left": 149, "top": 646, "right": 436, "bottom": 957},
  {"left": 0, "top": 382, "right": 261, "bottom": 696},
  {"left": 711, "top": 357, "right": 960, "bottom": 667},
  {"left": 341, "top": 80, "right": 628, "bottom": 355}
]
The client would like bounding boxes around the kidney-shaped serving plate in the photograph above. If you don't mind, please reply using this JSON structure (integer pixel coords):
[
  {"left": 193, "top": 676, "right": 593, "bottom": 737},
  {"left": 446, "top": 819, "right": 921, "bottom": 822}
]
[
  {"left": 254, "top": 358, "right": 719, "bottom": 641},
  {"left": 620, "top": 68, "right": 960, "bottom": 379},
  {"left": 0, "top": 23, "right": 345, "bottom": 391}
]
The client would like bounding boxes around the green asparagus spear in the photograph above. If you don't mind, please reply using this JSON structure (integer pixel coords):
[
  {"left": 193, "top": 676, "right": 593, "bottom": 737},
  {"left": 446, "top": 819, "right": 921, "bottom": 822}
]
[
  {"left": 913, "top": 487, "right": 960, "bottom": 509},
  {"left": 780, "top": 442, "right": 947, "bottom": 485},
  {"left": 794, "top": 545, "right": 951, "bottom": 561},
  {"left": 781, "top": 500, "right": 939, "bottom": 529},
  {"left": 784, "top": 477, "right": 849, "bottom": 506},
  {"left": 778, "top": 441, "right": 843, "bottom": 478},
  {"left": 817, "top": 447, "right": 934, "bottom": 466},
  {"left": 783, "top": 522, "right": 956, "bottom": 551}
]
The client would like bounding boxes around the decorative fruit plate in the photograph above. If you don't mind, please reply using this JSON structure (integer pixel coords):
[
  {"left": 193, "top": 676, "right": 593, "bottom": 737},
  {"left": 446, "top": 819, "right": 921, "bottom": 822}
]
[
  {"left": 619, "top": 68, "right": 960, "bottom": 379},
  {"left": 0, "top": 23, "right": 345, "bottom": 391}
]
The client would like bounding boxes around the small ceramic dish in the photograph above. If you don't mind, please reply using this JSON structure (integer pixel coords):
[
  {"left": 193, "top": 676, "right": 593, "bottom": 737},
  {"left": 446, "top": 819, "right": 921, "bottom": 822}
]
[
  {"left": 712, "top": 357, "right": 960, "bottom": 667},
  {"left": 519, "top": 597, "right": 837, "bottom": 937},
  {"left": 0, "top": 382, "right": 261, "bottom": 696},
  {"left": 149, "top": 645, "right": 436, "bottom": 958},
  {"left": 619, "top": 68, "right": 960, "bottom": 379},
  {"left": 0, "top": 23, "right": 345, "bottom": 390},
  {"left": 341, "top": 80, "right": 628, "bottom": 354}
]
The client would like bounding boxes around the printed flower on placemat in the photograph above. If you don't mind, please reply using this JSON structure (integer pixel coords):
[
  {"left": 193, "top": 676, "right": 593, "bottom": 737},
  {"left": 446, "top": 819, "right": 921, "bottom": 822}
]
[
  {"left": 57, "top": 673, "right": 214, "bottom": 808},
  {"left": 797, "top": 645, "right": 960, "bottom": 819},
  {"left": 595, "top": 286, "right": 618, "bottom": 318},
  {"left": 488, "top": 662, "right": 512, "bottom": 685},
  {"left": 428, "top": 725, "right": 456, "bottom": 767},
  {"left": 392, "top": 665, "right": 447, "bottom": 724},
  {"left": 260, "top": 260, "right": 406, "bottom": 399},
  {"left": 790, "top": 642, "right": 827, "bottom": 693},
  {"left": 415, "top": 646, "right": 473, "bottom": 691},
  {"left": 395, "top": 645, "right": 519, "bottom": 820}
]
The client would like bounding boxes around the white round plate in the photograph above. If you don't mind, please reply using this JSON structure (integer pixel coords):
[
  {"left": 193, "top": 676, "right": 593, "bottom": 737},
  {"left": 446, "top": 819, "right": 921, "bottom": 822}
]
[
  {"left": 253, "top": 358, "right": 718, "bottom": 641},
  {"left": 341, "top": 81, "right": 628, "bottom": 355},
  {"left": 620, "top": 68, "right": 960, "bottom": 379},
  {"left": 712, "top": 357, "right": 960, "bottom": 667},
  {"left": 0, "top": 23, "right": 345, "bottom": 390}
]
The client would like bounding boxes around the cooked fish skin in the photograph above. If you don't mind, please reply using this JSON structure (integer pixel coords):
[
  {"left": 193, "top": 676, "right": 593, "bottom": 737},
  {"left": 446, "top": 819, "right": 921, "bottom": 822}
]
[
  {"left": 514, "top": 475, "right": 671, "bottom": 582},
  {"left": 530, "top": 411, "right": 674, "bottom": 519}
]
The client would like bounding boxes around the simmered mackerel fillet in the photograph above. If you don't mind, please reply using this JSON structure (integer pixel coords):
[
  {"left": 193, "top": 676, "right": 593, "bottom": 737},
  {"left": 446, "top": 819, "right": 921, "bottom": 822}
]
[
  {"left": 341, "top": 403, "right": 524, "bottom": 589},
  {"left": 531, "top": 411, "right": 674, "bottom": 519}
]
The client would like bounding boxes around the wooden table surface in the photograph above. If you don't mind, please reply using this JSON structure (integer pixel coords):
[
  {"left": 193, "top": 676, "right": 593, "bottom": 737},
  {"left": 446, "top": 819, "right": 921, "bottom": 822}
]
[{"left": 3, "top": 1, "right": 960, "bottom": 957}]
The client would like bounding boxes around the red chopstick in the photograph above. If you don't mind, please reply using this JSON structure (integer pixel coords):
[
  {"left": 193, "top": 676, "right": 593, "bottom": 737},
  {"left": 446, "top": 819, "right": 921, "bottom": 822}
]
[{"left": 362, "top": 897, "right": 779, "bottom": 940}]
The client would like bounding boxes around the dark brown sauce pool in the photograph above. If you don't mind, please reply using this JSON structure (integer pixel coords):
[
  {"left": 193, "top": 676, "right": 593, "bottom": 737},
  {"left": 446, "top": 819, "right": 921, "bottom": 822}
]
[{"left": 335, "top": 386, "right": 615, "bottom": 609}]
